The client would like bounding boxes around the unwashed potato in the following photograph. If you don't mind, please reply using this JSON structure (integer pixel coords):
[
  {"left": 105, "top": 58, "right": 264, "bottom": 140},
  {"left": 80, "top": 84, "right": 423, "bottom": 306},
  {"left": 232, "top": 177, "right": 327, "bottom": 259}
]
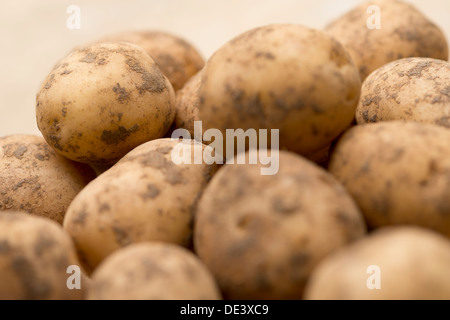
[
  {"left": 87, "top": 242, "right": 221, "bottom": 300},
  {"left": 304, "top": 226, "right": 450, "bottom": 300},
  {"left": 100, "top": 31, "right": 205, "bottom": 91},
  {"left": 356, "top": 58, "right": 450, "bottom": 127},
  {"left": 36, "top": 42, "right": 175, "bottom": 165},
  {"left": 198, "top": 24, "right": 361, "bottom": 160},
  {"left": 0, "top": 212, "right": 87, "bottom": 300},
  {"left": 328, "top": 122, "right": 450, "bottom": 237},
  {"left": 64, "top": 138, "right": 217, "bottom": 273},
  {"left": 0, "top": 135, "right": 95, "bottom": 224},
  {"left": 194, "top": 150, "right": 366, "bottom": 299},
  {"left": 326, "top": 0, "right": 449, "bottom": 81},
  {"left": 171, "top": 69, "right": 203, "bottom": 139}
]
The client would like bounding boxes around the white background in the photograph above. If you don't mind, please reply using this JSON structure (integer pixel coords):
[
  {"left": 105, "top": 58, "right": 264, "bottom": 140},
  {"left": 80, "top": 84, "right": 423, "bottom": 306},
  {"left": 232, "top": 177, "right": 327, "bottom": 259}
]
[{"left": 0, "top": 0, "right": 448, "bottom": 136}]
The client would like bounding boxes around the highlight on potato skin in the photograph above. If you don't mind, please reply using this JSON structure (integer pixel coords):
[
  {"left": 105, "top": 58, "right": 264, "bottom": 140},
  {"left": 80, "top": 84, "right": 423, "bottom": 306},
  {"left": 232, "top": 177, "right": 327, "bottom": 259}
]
[{"left": 36, "top": 42, "right": 176, "bottom": 166}]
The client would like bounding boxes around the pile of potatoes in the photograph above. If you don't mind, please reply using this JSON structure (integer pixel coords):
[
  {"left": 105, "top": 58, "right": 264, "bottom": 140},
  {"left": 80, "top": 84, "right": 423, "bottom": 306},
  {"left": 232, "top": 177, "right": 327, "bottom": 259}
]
[{"left": 1, "top": 0, "right": 450, "bottom": 300}]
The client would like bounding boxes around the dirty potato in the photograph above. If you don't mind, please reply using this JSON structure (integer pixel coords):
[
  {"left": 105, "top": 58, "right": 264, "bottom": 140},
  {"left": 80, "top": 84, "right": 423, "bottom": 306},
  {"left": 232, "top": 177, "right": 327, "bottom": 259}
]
[
  {"left": 63, "top": 138, "right": 217, "bottom": 273},
  {"left": 101, "top": 31, "right": 204, "bottom": 91},
  {"left": 87, "top": 243, "right": 221, "bottom": 300},
  {"left": 36, "top": 42, "right": 175, "bottom": 165},
  {"left": 0, "top": 212, "right": 87, "bottom": 300},
  {"left": 328, "top": 122, "right": 450, "bottom": 237},
  {"left": 198, "top": 24, "right": 361, "bottom": 160},
  {"left": 0, "top": 135, "right": 95, "bottom": 224},
  {"left": 194, "top": 150, "right": 366, "bottom": 299},
  {"left": 326, "top": 0, "right": 449, "bottom": 80},
  {"left": 356, "top": 58, "right": 450, "bottom": 127},
  {"left": 305, "top": 226, "right": 450, "bottom": 300}
]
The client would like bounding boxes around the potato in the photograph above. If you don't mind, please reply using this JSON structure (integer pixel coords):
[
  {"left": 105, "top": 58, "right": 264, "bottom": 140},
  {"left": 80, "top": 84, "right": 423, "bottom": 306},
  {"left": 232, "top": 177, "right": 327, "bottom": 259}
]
[
  {"left": 356, "top": 58, "right": 450, "bottom": 127},
  {"left": 101, "top": 31, "right": 204, "bottom": 91},
  {"left": 63, "top": 138, "right": 217, "bottom": 273},
  {"left": 171, "top": 70, "right": 203, "bottom": 138},
  {"left": 36, "top": 42, "right": 175, "bottom": 165},
  {"left": 198, "top": 24, "right": 361, "bottom": 159},
  {"left": 0, "top": 135, "right": 95, "bottom": 224},
  {"left": 304, "top": 227, "right": 450, "bottom": 300},
  {"left": 194, "top": 150, "right": 366, "bottom": 299},
  {"left": 326, "top": 0, "right": 449, "bottom": 81},
  {"left": 0, "top": 212, "right": 86, "bottom": 300},
  {"left": 328, "top": 122, "right": 450, "bottom": 237},
  {"left": 87, "top": 242, "right": 220, "bottom": 300}
]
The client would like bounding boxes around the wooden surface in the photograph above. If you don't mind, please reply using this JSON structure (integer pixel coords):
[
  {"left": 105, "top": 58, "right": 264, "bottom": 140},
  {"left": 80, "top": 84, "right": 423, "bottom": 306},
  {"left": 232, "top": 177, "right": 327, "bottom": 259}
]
[{"left": 0, "top": 0, "right": 448, "bottom": 136}]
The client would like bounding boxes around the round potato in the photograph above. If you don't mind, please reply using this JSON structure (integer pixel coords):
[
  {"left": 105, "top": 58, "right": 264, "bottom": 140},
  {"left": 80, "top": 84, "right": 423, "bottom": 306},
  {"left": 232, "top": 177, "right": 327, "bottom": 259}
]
[
  {"left": 198, "top": 24, "right": 361, "bottom": 159},
  {"left": 304, "top": 226, "right": 450, "bottom": 300},
  {"left": 64, "top": 138, "right": 217, "bottom": 273},
  {"left": 100, "top": 31, "right": 204, "bottom": 91},
  {"left": 0, "top": 212, "right": 86, "bottom": 300},
  {"left": 87, "top": 242, "right": 221, "bottom": 300},
  {"left": 194, "top": 150, "right": 366, "bottom": 299},
  {"left": 36, "top": 42, "right": 175, "bottom": 165},
  {"left": 326, "top": 0, "right": 449, "bottom": 81},
  {"left": 356, "top": 58, "right": 450, "bottom": 127},
  {"left": 328, "top": 122, "right": 450, "bottom": 237},
  {"left": 0, "top": 135, "right": 95, "bottom": 224}
]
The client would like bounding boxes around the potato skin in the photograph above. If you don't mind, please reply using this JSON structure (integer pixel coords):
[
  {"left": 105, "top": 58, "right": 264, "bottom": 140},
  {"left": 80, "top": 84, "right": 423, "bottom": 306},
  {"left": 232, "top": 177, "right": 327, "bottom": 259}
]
[
  {"left": 198, "top": 24, "right": 361, "bottom": 158},
  {"left": 194, "top": 150, "right": 366, "bottom": 299},
  {"left": 36, "top": 42, "right": 175, "bottom": 165},
  {"left": 101, "top": 31, "right": 205, "bottom": 91},
  {"left": 87, "top": 243, "right": 221, "bottom": 300},
  {"left": 172, "top": 70, "right": 203, "bottom": 138},
  {"left": 356, "top": 58, "right": 450, "bottom": 127},
  {"left": 304, "top": 227, "right": 450, "bottom": 300},
  {"left": 0, "top": 212, "right": 86, "bottom": 300},
  {"left": 326, "top": 0, "right": 449, "bottom": 81},
  {"left": 0, "top": 135, "right": 95, "bottom": 224},
  {"left": 63, "top": 138, "right": 217, "bottom": 273},
  {"left": 328, "top": 122, "right": 450, "bottom": 237}
]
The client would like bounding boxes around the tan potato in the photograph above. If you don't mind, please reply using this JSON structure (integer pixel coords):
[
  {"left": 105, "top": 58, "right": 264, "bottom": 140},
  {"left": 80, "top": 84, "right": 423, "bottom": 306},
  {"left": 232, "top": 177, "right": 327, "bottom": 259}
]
[
  {"left": 36, "top": 42, "right": 175, "bottom": 165},
  {"left": 87, "top": 242, "right": 221, "bottom": 300},
  {"left": 0, "top": 212, "right": 87, "bottom": 300},
  {"left": 198, "top": 24, "right": 361, "bottom": 159},
  {"left": 328, "top": 122, "right": 450, "bottom": 237},
  {"left": 194, "top": 150, "right": 366, "bottom": 299},
  {"left": 101, "top": 31, "right": 204, "bottom": 91},
  {"left": 171, "top": 69, "right": 203, "bottom": 138},
  {"left": 63, "top": 138, "right": 217, "bottom": 273},
  {"left": 356, "top": 58, "right": 450, "bottom": 127},
  {"left": 0, "top": 135, "right": 95, "bottom": 224},
  {"left": 326, "top": 0, "right": 449, "bottom": 81},
  {"left": 304, "top": 226, "right": 450, "bottom": 300}
]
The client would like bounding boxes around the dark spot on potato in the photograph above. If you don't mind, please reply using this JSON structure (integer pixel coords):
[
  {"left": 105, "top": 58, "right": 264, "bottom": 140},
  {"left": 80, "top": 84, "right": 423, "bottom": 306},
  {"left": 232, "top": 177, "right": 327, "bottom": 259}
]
[
  {"left": 362, "top": 95, "right": 381, "bottom": 107},
  {"left": 12, "top": 177, "right": 39, "bottom": 191},
  {"left": 44, "top": 74, "right": 55, "bottom": 90},
  {"left": 112, "top": 226, "right": 131, "bottom": 247},
  {"left": 407, "top": 61, "right": 432, "bottom": 77},
  {"left": 80, "top": 52, "right": 98, "bottom": 63},
  {"left": 329, "top": 39, "right": 347, "bottom": 67},
  {"left": 101, "top": 125, "right": 140, "bottom": 145},
  {"left": 72, "top": 209, "right": 88, "bottom": 226},
  {"left": 155, "top": 146, "right": 172, "bottom": 154},
  {"left": 141, "top": 184, "right": 160, "bottom": 200},
  {"left": 112, "top": 83, "right": 131, "bottom": 103},
  {"left": 99, "top": 203, "right": 111, "bottom": 213},
  {"left": 34, "top": 234, "right": 56, "bottom": 257},
  {"left": 165, "top": 168, "right": 184, "bottom": 185},
  {"left": 139, "top": 152, "right": 169, "bottom": 168},
  {"left": 435, "top": 116, "right": 450, "bottom": 127},
  {"left": 118, "top": 113, "right": 123, "bottom": 122},
  {"left": 255, "top": 52, "right": 275, "bottom": 60},
  {"left": 12, "top": 256, "right": 51, "bottom": 300},
  {"left": 0, "top": 240, "right": 11, "bottom": 254},
  {"left": 60, "top": 70, "right": 72, "bottom": 76},
  {"left": 272, "top": 198, "right": 299, "bottom": 215},
  {"left": 125, "top": 58, "right": 167, "bottom": 94},
  {"left": 13, "top": 145, "right": 28, "bottom": 159},
  {"left": 61, "top": 107, "right": 67, "bottom": 117},
  {"left": 290, "top": 252, "right": 309, "bottom": 268}
]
